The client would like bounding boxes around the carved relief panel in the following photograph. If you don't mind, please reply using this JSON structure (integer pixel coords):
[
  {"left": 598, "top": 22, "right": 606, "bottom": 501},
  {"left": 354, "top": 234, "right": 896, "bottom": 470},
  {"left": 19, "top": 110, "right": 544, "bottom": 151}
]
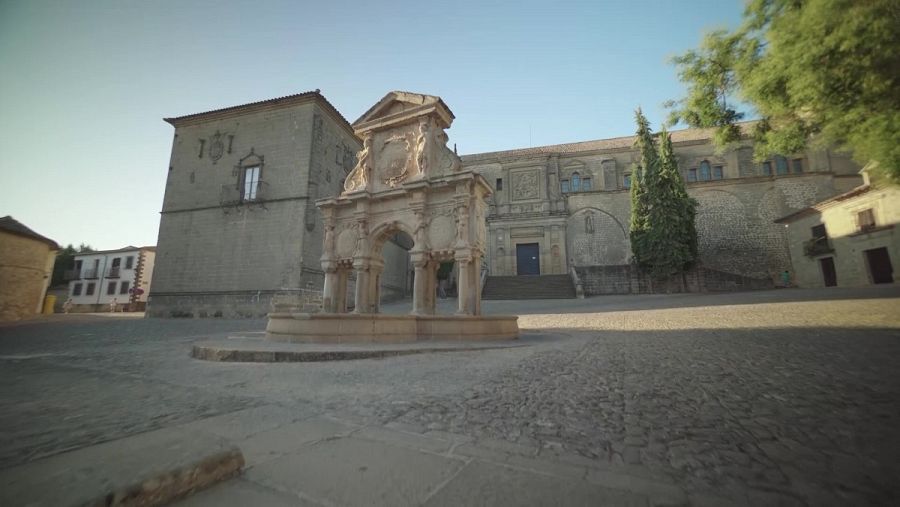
[{"left": 509, "top": 169, "right": 541, "bottom": 201}]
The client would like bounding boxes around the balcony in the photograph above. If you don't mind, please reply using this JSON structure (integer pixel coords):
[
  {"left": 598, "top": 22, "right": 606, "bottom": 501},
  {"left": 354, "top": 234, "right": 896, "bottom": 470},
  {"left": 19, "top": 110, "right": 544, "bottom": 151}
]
[
  {"left": 64, "top": 269, "right": 81, "bottom": 281},
  {"left": 82, "top": 268, "right": 99, "bottom": 279},
  {"left": 220, "top": 180, "right": 269, "bottom": 207},
  {"left": 107, "top": 266, "right": 121, "bottom": 278},
  {"left": 803, "top": 236, "right": 834, "bottom": 257}
]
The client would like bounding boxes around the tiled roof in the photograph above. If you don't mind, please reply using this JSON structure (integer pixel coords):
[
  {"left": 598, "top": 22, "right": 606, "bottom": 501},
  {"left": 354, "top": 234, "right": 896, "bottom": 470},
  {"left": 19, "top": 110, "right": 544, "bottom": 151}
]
[
  {"left": 461, "top": 121, "right": 759, "bottom": 162},
  {"left": 0, "top": 216, "right": 59, "bottom": 249},
  {"left": 163, "top": 90, "right": 355, "bottom": 135},
  {"left": 73, "top": 245, "right": 156, "bottom": 256}
]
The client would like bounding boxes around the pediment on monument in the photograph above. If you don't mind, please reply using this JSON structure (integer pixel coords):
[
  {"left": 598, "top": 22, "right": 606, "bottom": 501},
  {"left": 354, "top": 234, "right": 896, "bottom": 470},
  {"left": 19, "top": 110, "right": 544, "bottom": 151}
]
[{"left": 353, "top": 91, "right": 455, "bottom": 132}]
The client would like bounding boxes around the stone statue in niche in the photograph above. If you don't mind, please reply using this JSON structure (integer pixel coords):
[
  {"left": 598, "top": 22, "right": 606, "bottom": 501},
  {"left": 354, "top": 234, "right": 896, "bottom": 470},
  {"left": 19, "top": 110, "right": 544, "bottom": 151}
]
[
  {"left": 344, "top": 133, "right": 372, "bottom": 193},
  {"left": 416, "top": 119, "right": 429, "bottom": 176},
  {"left": 355, "top": 220, "right": 369, "bottom": 256},
  {"left": 455, "top": 205, "right": 469, "bottom": 246},
  {"left": 585, "top": 211, "right": 594, "bottom": 234}
]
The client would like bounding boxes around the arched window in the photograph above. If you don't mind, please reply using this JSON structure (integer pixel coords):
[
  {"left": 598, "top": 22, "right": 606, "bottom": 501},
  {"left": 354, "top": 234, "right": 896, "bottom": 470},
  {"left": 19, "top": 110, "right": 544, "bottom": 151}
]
[
  {"left": 699, "top": 161, "right": 711, "bottom": 181},
  {"left": 572, "top": 172, "right": 581, "bottom": 192}
]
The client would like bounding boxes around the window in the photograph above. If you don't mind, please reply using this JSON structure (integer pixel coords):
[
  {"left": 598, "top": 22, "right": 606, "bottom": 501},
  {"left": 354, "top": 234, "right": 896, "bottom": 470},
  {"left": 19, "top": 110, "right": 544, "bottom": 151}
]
[
  {"left": 241, "top": 165, "right": 261, "bottom": 201},
  {"left": 713, "top": 166, "right": 724, "bottom": 180},
  {"left": 581, "top": 177, "right": 591, "bottom": 191},
  {"left": 107, "top": 282, "right": 117, "bottom": 295},
  {"left": 762, "top": 161, "right": 773, "bottom": 176},
  {"left": 86, "top": 283, "right": 96, "bottom": 296},
  {"left": 496, "top": 178, "right": 503, "bottom": 191},
  {"left": 73, "top": 283, "right": 83, "bottom": 296},
  {"left": 792, "top": 158, "right": 804, "bottom": 173},
  {"left": 623, "top": 174, "right": 631, "bottom": 189},
  {"left": 857, "top": 209, "right": 876, "bottom": 231},
  {"left": 120, "top": 281, "right": 130, "bottom": 295},
  {"left": 699, "top": 161, "right": 711, "bottom": 181},
  {"left": 125, "top": 256, "right": 134, "bottom": 269},
  {"left": 561, "top": 180, "right": 570, "bottom": 193},
  {"left": 811, "top": 224, "right": 827, "bottom": 240},
  {"left": 571, "top": 172, "right": 581, "bottom": 192},
  {"left": 687, "top": 168, "right": 697, "bottom": 182},
  {"left": 775, "top": 156, "right": 789, "bottom": 175}
]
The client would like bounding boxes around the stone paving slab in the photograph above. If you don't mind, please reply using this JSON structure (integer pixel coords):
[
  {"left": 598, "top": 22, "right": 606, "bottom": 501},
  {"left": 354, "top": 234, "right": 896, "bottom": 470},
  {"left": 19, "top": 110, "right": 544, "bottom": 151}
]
[
  {"left": 0, "top": 426, "right": 243, "bottom": 507},
  {"left": 244, "top": 436, "right": 466, "bottom": 506},
  {"left": 190, "top": 333, "right": 543, "bottom": 363}
]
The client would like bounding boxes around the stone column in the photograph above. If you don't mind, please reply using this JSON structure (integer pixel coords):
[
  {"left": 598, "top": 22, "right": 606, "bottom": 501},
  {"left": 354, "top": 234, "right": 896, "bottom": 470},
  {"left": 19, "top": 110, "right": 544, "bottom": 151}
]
[
  {"left": 424, "top": 261, "right": 437, "bottom": 315},
  {"left": 411, "top": 255, "right": 428, "bottom": 315},
  {"left": 456, "top": 256, "right": 471, "bottom": 315},
  {"left": 336, "top": 268, "right": 349, "bottom": 313},
  {"left": 368, "top": 263, "right": 383, "bottom": 314},
  {"left": 471, "top": 254, "right": 482, "bottom": 316},
  {"left": 322, "top": 266, "right": 338, "bottom": 313},
  {"left": 352, "top": 261, "right": 370, "bottom": 314}
]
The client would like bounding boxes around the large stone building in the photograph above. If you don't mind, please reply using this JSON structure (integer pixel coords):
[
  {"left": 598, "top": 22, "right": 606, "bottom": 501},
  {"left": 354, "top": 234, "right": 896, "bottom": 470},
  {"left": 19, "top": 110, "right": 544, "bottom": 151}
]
[
  {"left": 0, "top": 216, "right": 59, "bottom": 321},
  {"left": 149, "top": 91, "right": 868, "bottom": 317},
  {"left": 462, "top": 127, "right": 864, "bottom": 293}
]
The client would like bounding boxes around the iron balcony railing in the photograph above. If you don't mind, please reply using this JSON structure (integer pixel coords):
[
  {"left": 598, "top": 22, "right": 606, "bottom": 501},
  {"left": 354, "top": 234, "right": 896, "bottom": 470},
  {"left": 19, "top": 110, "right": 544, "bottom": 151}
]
[
  {"left": 106, "top": 266, "right": 121, "bottom": 278},
  {"left": 82, "top": 268, "right": 99, "bottom": 279},
  {"left": 64, "top": 269, "right": 81, "bottom": 281},
  {"left": 803, "top": 236, "right": 834, "bottom": 257},
  {"left": 220, "top": 180, "right": 269, "bottom": 206}
]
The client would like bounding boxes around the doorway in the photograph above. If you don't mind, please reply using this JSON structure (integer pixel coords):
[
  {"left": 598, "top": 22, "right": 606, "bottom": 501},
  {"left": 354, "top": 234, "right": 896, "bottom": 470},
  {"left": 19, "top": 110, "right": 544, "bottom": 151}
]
[
  {"left": 516, "top": 243, "right": 540, "bottom": 276},
  {"left": 819, "top": 257, "right": 837, "bottom": 287},
  {"left": 864, "top": 247, "right": 894, "bottom": 284}
]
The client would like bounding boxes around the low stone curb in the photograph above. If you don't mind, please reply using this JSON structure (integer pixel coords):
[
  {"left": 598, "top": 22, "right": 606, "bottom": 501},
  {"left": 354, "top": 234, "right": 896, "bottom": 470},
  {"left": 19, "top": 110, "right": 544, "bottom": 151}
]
[
  {"left": 0, "top": 428, "right": 244, "bottom": 507},
  {"left": 191, "top": 343, "right": 521, "bottom": 363}
]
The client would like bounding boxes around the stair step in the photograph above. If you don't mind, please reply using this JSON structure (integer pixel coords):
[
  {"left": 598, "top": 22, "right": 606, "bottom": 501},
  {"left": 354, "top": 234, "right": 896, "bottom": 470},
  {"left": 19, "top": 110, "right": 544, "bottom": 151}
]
[{"left": 482, "top": 275, "right": 576, "bottom": 300}]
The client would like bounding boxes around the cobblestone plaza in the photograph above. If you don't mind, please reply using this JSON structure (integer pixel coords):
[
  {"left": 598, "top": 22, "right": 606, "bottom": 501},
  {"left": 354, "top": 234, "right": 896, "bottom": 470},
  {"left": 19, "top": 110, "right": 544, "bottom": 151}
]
[{"left": 1, "top": 287, "right": 898, "bottom": 505}]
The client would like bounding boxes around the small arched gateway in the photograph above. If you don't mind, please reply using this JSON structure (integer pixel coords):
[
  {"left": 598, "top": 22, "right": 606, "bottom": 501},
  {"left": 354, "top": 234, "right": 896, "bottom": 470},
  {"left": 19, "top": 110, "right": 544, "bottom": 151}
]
[{"left": 266, "top": 92, "right": 519, "bottom": 342}]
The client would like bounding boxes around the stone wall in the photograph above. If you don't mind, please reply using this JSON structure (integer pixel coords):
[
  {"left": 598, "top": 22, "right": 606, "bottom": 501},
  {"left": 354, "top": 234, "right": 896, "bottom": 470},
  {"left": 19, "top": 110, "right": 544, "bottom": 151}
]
[
  {"left": 150, "top": 97, "right": 360, "bottom": 318},
  {"left": 575, "top": 265, "right": 774, "bottom": 295},
  {"left": 0, "top": 232, "right": 56, "bottom": 321}
]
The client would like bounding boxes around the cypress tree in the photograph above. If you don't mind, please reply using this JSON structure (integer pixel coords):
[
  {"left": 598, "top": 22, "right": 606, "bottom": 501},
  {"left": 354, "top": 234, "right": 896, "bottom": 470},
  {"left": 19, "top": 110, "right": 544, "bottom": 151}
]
[
  {"left": 629, "top": 109, "right": 656, "bottom": 266},
  {"left": 629, "top": 110, "right": 698, "bottom": 278}
]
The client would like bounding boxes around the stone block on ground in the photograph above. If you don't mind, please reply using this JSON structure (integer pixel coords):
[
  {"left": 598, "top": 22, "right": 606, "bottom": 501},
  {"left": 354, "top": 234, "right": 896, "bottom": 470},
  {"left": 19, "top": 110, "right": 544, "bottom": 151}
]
[{"left": 0, "top": 427, "right": 243, "bottom": 507}]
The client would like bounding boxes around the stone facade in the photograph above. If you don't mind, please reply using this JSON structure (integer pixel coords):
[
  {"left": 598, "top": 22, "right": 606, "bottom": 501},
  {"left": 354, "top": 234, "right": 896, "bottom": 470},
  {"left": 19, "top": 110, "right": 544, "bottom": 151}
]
[
  {"left": 777, "top": 174, "right": 899, "bottom": 288},
  {"left": 463, "top": 129, "right": 863, "bottom": 293},
  {"left": 151, "top": 91, "right": 867, "bottom": 317},
  {"left": 0, "top": 217, "right": 59, "bottom": 321},
  {"left": 149, "top": 92, "right": 360, "bottom": 318}
]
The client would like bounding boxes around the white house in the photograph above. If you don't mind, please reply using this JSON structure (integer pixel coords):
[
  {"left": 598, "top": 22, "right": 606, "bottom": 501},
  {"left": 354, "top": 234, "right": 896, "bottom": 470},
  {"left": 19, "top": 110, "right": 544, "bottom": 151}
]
[{"left": 66, "top": 246, "right": 156, "bottom": 311}]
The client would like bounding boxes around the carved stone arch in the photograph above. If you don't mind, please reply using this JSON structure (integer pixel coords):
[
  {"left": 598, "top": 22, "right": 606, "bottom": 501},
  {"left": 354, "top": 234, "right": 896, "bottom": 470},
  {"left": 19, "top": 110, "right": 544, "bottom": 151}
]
[
  {"left": 566, "top": 207, "right": 630, "bottom": 267},
  {"left": 369, "top": 219, "right": 417, "bottom": 257},
  {"left": 570, "top": 207, "right": 627, "bottom": 237}
]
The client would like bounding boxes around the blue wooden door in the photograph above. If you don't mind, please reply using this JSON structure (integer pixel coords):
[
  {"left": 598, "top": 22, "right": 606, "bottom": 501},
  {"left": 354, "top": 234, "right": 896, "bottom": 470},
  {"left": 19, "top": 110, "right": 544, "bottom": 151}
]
[{"left": 516, "top": 243, "right": 540, "bottom": 275}]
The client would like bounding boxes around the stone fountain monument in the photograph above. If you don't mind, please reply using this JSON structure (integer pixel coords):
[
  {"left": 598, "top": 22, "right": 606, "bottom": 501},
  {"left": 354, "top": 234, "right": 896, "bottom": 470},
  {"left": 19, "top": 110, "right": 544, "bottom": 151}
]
[{"left": 265, "top": 91, "right": 519, "bottom": 343}]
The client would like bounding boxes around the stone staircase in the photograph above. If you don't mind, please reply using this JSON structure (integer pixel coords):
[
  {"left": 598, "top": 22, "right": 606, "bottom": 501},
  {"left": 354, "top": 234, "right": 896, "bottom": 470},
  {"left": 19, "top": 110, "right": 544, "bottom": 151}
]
[{"left": 481, "top": 274, "right": 577, "bottom": 300}]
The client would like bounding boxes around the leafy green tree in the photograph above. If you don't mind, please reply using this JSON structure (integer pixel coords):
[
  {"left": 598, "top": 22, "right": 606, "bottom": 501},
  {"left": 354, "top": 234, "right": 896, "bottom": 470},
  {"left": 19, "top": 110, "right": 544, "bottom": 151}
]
[
  {"left": 630, "top": 111, "right": 699, "bottom": 278},
  {"left": 51, "top": 243, "right": 95, "bottom": 286},
  {"left": 667, "top": 0, "right": 900, "bottom": 181}
]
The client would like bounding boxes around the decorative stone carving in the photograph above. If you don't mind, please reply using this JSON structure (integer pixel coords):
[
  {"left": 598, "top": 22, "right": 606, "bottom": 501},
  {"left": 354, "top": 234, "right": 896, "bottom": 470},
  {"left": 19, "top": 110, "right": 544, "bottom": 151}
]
[
  {"left": 380, "top": 132, "right": 414, "bottom": 187},
  {"left": 272, "top": 91, "right": 517, "bottom": 343},
  {"left": 344, "top": 133, "right": 372, "bottom": 193},
  {"left": 209, "top": 131, "right": 224, "bottom": 163},
  {"left": 585, "top": 211, "right": 594, "bottom": 234},
  {"left": 511, "top": 170, "right": 540, "bottom": 200},
  {"left": 415, "top": 119, "right": 429, "bottom": 175},
  {"left": 336, "top": 229, "right": 356, "bottom": 258}
]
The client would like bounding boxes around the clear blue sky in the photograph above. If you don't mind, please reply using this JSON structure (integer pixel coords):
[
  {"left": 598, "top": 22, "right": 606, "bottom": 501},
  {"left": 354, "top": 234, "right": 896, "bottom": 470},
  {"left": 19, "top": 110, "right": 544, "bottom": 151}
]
[{"left": 0, "top": 0, "right": 744, "bottom": 250}]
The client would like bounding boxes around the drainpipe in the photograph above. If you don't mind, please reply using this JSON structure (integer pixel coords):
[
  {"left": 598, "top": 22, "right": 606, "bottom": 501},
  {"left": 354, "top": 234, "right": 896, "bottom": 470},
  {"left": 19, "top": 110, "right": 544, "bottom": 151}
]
[{"left": 96, "top": 255, "right": 108, "bottom": 306}]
